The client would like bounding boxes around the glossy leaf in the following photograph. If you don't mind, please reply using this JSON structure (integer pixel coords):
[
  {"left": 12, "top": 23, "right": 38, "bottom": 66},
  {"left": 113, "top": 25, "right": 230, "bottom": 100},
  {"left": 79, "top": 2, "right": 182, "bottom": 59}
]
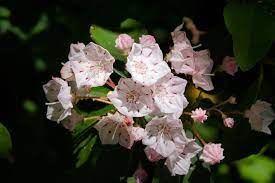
[
  {"left": 224, "top": 1, "right": 275, "bottom": 70},
  {"left": 89, "top": 86, "right": 110, "bottom": 97},
  {"left": 0, "top": 122, "right": 12, "bottom": 158}
]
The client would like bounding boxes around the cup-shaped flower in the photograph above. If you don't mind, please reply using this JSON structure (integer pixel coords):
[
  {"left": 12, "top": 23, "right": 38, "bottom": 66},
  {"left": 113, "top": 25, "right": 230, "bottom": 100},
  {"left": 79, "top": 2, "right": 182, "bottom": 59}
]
[
  {"left": 108, "top": 78, "right": 154, "bottom": 117},
  {"left": 142, "top": 116, "right": 184, "bottom": 157},
  {"left": 126, "top": 43, "right": 171, "bottom": 86},
  {"left": 152, "top": 73, "right": 188, "bottom": 118},
  {"left": 200, "top": 143, "right": 224, "bottom": 165},
  {"left": 94, "top": 112, "right": 135, "bottom": 149},
  {"left": 245, "top": 100, "right": 275, "bottom": 134},
  {"left": 70, "top": 42, "right": 115, "bottom": 88}
]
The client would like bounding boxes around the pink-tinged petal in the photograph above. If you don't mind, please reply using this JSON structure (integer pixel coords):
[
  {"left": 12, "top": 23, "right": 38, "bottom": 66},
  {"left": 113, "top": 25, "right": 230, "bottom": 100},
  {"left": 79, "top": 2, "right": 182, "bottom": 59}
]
[
  {"left": 200, "top": 143, "right": 224, "bottom": 165},
  {"left": 68, "top": 42, "right": 86, "bottom": 61},
  {"left": 139, "top": 35, "right": 156, "bottom": 45},
  {"left": 126, "top": 43, "right": 171, "bottom": 86},
  {"left": 221, "top": 56, "right": 238, "bottom": 76},
  {"left": 165, "top": 151, "right": 191, "bottom": 176},
  {"left": 152, "top": 73, "right": 188, "bottom": 117},
  {"left": 133, "top": 167, "right": 148, "bottom": 183},
  {"left": 94, "top": 112, "right": 135, "bottom": 149},
  {"left": 132, "top": 127, "right": 145, "bottom": 141},
  {"left": 108, "top": 78, "right": 154, "bottom": 117},
  {"left": 115, "top": 34, "right": 134, "bottom": 54},
  {"left": 144, "top": 147, "right": 164, "bottom": 162},
  {"left": 61, "top": 110, "right": 83, "bottom": 131},
  {"left": 223, "top": 117, "right": 234, "bottom": 128},
  {"left": 245, "top": 100, "right": 275, "bottom": 134},
  {"left": 46, "top": 103, "right": 72, "bottom": 122},
  {"left": 191, "top": 108, "right": 208, "bottom": 123},
  {"left": 60, "top": 61, "right": 74, "bottom": 81}
]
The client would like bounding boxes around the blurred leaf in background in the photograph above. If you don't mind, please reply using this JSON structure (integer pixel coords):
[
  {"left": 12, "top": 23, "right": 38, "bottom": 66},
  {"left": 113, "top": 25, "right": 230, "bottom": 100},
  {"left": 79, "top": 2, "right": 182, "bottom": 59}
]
[{"left": 0, "top": 122, "right": 12, "bottom": 159}]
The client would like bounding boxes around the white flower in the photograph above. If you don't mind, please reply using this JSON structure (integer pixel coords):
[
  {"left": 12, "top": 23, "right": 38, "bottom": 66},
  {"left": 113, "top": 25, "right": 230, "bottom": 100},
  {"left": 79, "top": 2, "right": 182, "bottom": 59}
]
[
  {"left": 200, "top": 143, "right": 224, "bottom": 165},
  {"left": 108, "top": 78, "right": 154, "bottom": 117},
  {"left": 245, "top": 100, "right": 275, "bottom": 134},
  {"left": 60, "top": 61, "right": 74, "bottom": 81},
  {"left": 192, "top": 50, "right": 214, "bottom": 91},
  {"left": 132, "top": 127, "right": 146, "bottom": 141},
  {"left": 142, "top": 116, "right": 183, "bottom": 157},
  {"left": 94, "top": 112, "right": 135, "bottom": 149},
  {"left": 70, "top": 42, "right": 115, "bottom": 88},
  {"left": 191, "top": 108, "right": 208, "bottom": 123},
  {"left": 165, "top": 130, "right": 202, "bottom": 176},
  {"left": 68, "top": 42, "right": 86, "bottom": 61},
  {"left": 139, "top": 35, "right": 156, "bottom": 46},
  {"left": 152, "top": 73, "right": 188, "bottom": 118},
  {"left": 43, "top": 77, "right": 73, "bottom": 122},
  {"left": 126, "top": 43, "right": 171, "bottom": 86}
]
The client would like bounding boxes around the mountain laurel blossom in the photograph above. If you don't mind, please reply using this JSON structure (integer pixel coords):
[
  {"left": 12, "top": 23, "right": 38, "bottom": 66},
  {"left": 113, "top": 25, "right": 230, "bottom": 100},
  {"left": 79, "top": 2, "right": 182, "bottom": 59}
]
[
  {"left": 115, "top": 34, "right": 134, "bottom": 54},
  {"left": 245, "top": 100, "right": 275, "bottom": 135},
  {"left": 126, "top": 43, "right": 171, "bottom": 86}
]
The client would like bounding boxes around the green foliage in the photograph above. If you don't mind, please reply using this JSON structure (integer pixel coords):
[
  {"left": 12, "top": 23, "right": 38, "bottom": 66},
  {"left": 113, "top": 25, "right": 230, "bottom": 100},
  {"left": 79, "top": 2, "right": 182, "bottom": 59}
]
[
  {"left": 236, "top": 155, "right": 275, "bottom": 183},
  {"left": 75, "top": 135, "right": 97, "bottom": 168},
  {"left": 89, "top": 86, "right": 110, "bottom": 97},
  {"left": 90, "top": 19, "right": 147, "bottom": 62},
  {"left": 224, "top": 1, "right": 275, "bottom": 71},
  {"left": 0, "top": 122, "right": 12, "bottom": 158},
  {"left": 22, "top": 99, "right": 38, "bottom": 114},
  {"left": 90, "top": 25, "right": 126, "bottom": 61},
  {"left": 0, "top": 7, "right": 10, "bottom": 18},
  {"left": 29, "top": 13, "right": 49, "bottom": 36},
  {"left": 34, "top": 58, "right": 47, "bottom": 72}
]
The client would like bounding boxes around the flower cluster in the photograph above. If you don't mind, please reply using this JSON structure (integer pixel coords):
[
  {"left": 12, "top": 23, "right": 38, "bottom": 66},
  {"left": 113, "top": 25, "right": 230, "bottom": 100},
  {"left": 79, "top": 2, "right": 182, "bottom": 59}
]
[{"left": 43, "top": 22, "right": 275, "bottom": 178}]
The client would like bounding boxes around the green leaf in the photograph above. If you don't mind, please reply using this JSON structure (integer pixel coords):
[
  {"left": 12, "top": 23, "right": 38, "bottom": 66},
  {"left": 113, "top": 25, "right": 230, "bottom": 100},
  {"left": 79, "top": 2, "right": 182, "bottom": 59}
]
[
  {"left": 22, "top": 99, "right": 38, "bottom": 113},
  {"left": 224, "top": 1, "right": 275, "bottom": 71},
  {"left": 84, "top": 105, "right": 115, "bottom": 117},
  {"left": 126, "top": 177, "right": 136, "bottom": 183},
  {"left": 0, "top": 19, "right": 11, "bottom": 33},
  {"left": 90, "top": 25, "right": 126, "bottom": 61},
  {"left": 236, "top": 155, "right": 275, "bottom": 183},
  {"left": 0, "top": 7, "right": 11, "bottom": 18},
  {"left": 34, "top": 58, "right": 47, "bottom": 72},
  {"left": 183, "top": 165, "right": 196, "bottom": 183},
  {"left": 89, "top": 86, "right": 110, "bottom": 97},
  {"left": 120, "top": 18, "right": 148, "bottom": 41},
  {"left": 73, "top": 118, "right": 98, "bottom": 138},
  {"left": 30, "top": 13, "right": 49, "bottom": 35},
  {"left": 75, "top": 135, "right": 97, "bottom": 168},
  {"left": 120, "top": 18, "right": 142, "bottom": 29},
  {"left": 0, "top": 123, "right": 12, "bottom": 158}
]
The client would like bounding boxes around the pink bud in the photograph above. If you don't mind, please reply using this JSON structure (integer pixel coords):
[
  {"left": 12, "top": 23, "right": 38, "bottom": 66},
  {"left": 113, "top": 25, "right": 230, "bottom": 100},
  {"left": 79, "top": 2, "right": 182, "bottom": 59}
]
[
  {"left": 223, "top": 117, "right": 234, "bottom": 128},
  {"left": 132, "top": 127, "right": 145, "bottom": 141},
  {"left": 134, "top": 167, "right": 148, "bottom": 183},
  {"left": 115, "top": 34, "right": 134, "bottom": 54},
  {"left": 139, "top": 35, "right": 156, "bottom": 45},
  {"left": 144, "top": 147, "right": 164, "bottom": 162},
  {"left": 191, "top": 108, "right": 208, "bottom": 123},
  {"left": 221, "top": 56, "right": 238, "bottom": 76},
  {"left": 200, "top": 143, "right": 224, "bottom": 165}
]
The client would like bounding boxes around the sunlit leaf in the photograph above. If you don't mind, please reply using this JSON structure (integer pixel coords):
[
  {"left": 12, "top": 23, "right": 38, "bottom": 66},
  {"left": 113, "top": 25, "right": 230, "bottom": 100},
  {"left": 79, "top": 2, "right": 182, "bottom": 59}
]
[
  {"left": 0, "top": 122, "right": 12, "bottom": 158},
  {"left": 89, "top": 86, "right": 110, "bottom": 97},
  {"left": 236, "top": 155, "right": 275, "bottom": 183}
]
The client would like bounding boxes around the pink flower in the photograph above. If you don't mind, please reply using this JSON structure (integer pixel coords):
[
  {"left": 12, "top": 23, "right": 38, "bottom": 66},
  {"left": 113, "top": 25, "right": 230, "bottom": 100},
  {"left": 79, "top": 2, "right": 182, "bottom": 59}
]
[
  {"left": 133, "top": 167, "right": 148, "bottom": 183},
  {"left": 200, "top": 143, "right": 224, "bottom": 165},
  {"left": 139, "top": 35, "right": 156, "bottom": 45},
  {"left": 68, "top": 42, "right": 86, "bottom": 61},
  {"left": 126, "top": 43, "right": 171, "bottom": 86},
  {"left": 152, "top": 73, "right": 188, "bottom": 119},
  {"left": 107, "top": 78, "right": 154, "bottom": 117},
  {"left": 115, "top": 34, "right": 134, "bottom": 54},
  {"left": 142, "top": 116, "right": 183, "bottom": 157},
  {"left": 144, "top": 147, "right": 164, "bottom": 162},
  {"left": 223, "top": 117, "right": 234, "bottom": 128},
  {"left": 245, "top": 100, "right": 275, "bottom": 134},
  {"left": 132, "top": 127, "right": 145, "bottom": 141},
  {"left": 94, "top": 112, "right": 135, "bottom": 149},
  {"left": 192, "top": 50, "right": 214, "bottom": 91},
  {"left": 60, "top": 61, "right": 74, "bottom": 81},
  {"left": 191, "top": 108, "right": 208, "bottom": 123},
  {"left": 171, "top": 24, "right": 191, "bottom": 45},
  {"left": 221, "top": 56, "right": 238, "bottom": 76}
]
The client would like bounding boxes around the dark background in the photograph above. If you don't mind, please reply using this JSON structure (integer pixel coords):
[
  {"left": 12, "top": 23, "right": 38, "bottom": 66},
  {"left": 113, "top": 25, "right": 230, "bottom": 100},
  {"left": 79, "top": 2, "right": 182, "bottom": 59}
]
[{"left": 1, "top": 0, "right": 274, "bottom": 182}]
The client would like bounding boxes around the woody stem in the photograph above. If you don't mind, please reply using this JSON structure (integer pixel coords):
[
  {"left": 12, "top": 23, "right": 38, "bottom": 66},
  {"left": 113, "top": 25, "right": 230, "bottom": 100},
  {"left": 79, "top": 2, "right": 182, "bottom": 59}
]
[{"left": 191, "top": 123, "right": 206, "bottom": 145}]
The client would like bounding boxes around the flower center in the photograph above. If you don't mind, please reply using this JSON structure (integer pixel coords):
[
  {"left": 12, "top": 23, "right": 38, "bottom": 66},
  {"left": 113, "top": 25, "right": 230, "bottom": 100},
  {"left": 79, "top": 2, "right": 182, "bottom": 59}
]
[
  {"left": 126, "top": 91, "right": 139, "bottom": 103},
  {"left": 133, "top": 60, "right": 147, "bottom": 75}
]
